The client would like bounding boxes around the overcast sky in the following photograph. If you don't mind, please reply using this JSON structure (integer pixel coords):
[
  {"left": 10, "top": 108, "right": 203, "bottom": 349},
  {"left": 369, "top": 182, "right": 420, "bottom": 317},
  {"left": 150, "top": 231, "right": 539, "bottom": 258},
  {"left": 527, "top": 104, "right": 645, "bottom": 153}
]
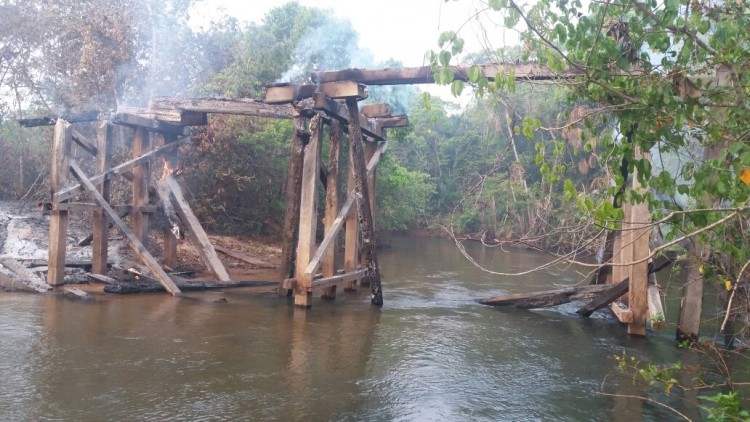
[{"left": 189, "top": 0, "right": 512, "bottom": 67}]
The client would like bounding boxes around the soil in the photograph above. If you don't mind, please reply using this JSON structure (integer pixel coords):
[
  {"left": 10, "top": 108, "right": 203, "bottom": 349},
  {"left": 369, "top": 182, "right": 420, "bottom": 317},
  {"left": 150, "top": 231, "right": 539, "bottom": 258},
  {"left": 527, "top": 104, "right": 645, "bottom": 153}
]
[{"left": 0, "top": 200, "right": 282, "bottom": 289}]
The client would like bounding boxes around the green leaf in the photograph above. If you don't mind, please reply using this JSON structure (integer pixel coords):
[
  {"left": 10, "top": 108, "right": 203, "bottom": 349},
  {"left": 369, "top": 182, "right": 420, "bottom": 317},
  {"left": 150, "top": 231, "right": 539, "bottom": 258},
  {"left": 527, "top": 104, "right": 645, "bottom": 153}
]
[
  {"left": 488, "top": 0, "right": 506, "bottom": 10},
  {"left": 468, "top": 65, "right": 482, "bottom": 83},
  {"left": 450, "top": 80, "right": 465, "bottom": 97}
]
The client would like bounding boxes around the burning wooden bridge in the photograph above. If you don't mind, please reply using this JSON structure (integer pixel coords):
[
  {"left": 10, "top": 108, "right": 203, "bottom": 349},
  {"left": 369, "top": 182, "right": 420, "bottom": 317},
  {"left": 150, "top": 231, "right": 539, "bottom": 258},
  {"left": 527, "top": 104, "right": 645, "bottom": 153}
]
[{"left": 19, "top": 62, "right": 688, "bottom": 338}]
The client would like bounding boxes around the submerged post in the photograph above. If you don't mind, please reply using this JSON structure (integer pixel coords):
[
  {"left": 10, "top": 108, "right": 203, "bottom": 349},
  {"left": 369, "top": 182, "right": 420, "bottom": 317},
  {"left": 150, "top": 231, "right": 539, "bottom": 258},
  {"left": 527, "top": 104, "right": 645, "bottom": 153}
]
[
  {"left": 294, "top": 115, "right": 323, "bottom": 307},
  {"left": 48, "top": 119, "right": 72, "bottom": 285},
  {"left": 345, "top": 98, "right": 383, "bottom": 306},
  {"left": 279, "top": 114, "right": 306, "bottom": 295},
  {"left": 321, "top": 120, "right": 342, "bottom": 300},
  {"left": 92, "top": 121, "right": 113, "bottom": 275}
]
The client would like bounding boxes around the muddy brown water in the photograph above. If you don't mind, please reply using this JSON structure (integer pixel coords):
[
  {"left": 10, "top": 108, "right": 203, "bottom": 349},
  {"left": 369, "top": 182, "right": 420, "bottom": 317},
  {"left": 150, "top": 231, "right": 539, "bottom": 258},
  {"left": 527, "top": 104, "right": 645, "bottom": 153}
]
[{"left": 0, "top": 235, "right": 703, "bottom": 420}]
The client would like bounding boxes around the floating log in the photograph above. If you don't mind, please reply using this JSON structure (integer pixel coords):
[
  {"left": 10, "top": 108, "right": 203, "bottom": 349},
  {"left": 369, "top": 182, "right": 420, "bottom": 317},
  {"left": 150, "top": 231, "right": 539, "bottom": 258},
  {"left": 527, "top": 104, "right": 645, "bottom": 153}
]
[
  {"left": 477, "top": 282, "right": 624, "bottom": 309},
  {"left": 103, "top": 279, "right": 277, "bottom": 294},
  {"left": 213, "top": 245, "right": 276, "bottom": 269},
  {"left": 575, "top": 279, "right": 630, "bottom": 317}
]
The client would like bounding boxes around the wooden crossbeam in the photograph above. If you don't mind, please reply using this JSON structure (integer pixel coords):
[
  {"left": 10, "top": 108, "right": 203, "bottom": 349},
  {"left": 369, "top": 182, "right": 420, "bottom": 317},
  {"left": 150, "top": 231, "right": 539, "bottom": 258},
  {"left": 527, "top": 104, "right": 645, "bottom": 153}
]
[
  {"left": 265, "top": 81, "right": 368, "bottom": 104},
  {"left": 361, "top": 103, "right": 392, "bottom": 118},
  {"left": 312, "top": 93, "right": 384, "bottom": 142},
  {"left": 366, "top": 142, "right": 387, "bottom": 177},
  {"left": 112, "top": 113, "right": 188, "bottom": 136},
  {"left": 301, "top": 192, "right": 358, "bottom": 286},
  {"left": 71, "top": 129, "right": 97, "bottom": 156},
  {"left": 149, "top": 97, "right": 294, "bottom": 120},
  {"left": 312, "top": 268, "right": 368, "bottom": 290},
  {"left": 162, "top": 176, "right": 231, "bottom": 281},
  {"left": 374, "top": 115, "right": 409, "bottom": 129},
  {"left": 55, "top": 136, "right": 189, "bottom": 202},
  {"left": 69, "top": 162, "right": 182, "bottom": 296},
  {"left": 312, "top": 63, "right": 585, "bottom": 85}
]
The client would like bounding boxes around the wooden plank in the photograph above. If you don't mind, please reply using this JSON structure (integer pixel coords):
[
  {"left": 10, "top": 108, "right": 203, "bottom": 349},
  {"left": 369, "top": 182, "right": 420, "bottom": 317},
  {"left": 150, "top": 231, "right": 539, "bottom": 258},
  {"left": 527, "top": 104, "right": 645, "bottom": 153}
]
[
  {"left": 374, "top": 115, "right": 409, "bottom": 130},
  {"left": 92, "top": 122, "right": 113, "bottom": 274},
  {"left": 294, "top": 115, "right": 323, "bottom": 306},
  {"left": 0, "top": 257, "right": 52, "bottom": 292},
  {"left": 278, "top": 115, "right": 306, "bottom": 294},
  {"left": 610, "top": 301, "right": 634, "bottom": 323},
  {"left": 302, "top": 192, "right": 357, "bottom": 284},
  {"left": 312, "top": 269, "right": 368, "bottom": 290},
  {"left": 162, "top": 176, "right": 231, "bottom": 281},
  {"left": 346, "top": 98, "right": 383, "bottom": 306},
  {"left": 55, "top": 136, "right": 189, "bottom": 202},
  {"left": 48, "top": 119, "right": 72, "bottom": 286},
  {"left": 68, "top": 162, "right": 182, "bottom": 296},
  {"left": 214, "top": 245, "right": 276, "bottom": 269},
  {"left": 71, "top": 129, "right": 97, "bottom": 156},
  {"left": 478, "top": 282, "right": 625, "bottom": 308},
  {"left": 361, "top": 103, "right": 392, "bottom": 118},
  {"left": 131, "top": 128, "right": 151, "bottom": 247},
  {"left": 312, "top": 93, "right": 384, "bottom": 142},
  {"left": 265, "top": 81, "right": 367, "bottom": 104},
  {"left": 59, "top": 203, "right": 156, "bottom": 213},
  {"left": 149, "top": 97, "right": 294, "bottom": 119},
  {"left": 312, "top": 63, "right": 585, "bottom": 85},
  {"left": 112, "top": 113, "right": 188, "bottom": 136},
  {"left": 63, "top": 286, "right": 92, "bottom": 300},
  {"left": 322, "top": 119, "right": 342, "bottom": 300}
]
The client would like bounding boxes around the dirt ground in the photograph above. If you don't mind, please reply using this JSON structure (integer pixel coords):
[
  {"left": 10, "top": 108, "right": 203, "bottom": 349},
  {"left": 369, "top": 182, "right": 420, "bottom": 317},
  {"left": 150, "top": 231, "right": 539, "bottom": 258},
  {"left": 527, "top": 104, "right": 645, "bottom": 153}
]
[{"left": 0, "top": 200, "right": 282, "bottom": 290}]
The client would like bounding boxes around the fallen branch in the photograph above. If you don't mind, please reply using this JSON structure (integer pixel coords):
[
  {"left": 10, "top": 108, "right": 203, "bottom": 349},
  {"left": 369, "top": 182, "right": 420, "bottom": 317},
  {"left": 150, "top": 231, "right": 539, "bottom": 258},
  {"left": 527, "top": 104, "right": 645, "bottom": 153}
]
[{"left": 477, "top": 282, "right": 621, "bottom": 308}]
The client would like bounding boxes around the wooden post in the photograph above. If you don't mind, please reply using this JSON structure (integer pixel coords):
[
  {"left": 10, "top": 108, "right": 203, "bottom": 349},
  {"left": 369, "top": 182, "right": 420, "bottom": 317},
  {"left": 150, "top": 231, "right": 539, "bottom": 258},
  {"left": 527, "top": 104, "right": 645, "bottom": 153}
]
[
  {"left": 364, "top": 140, "right": 378, "bottom": 227},
  {"left": 279, "top": 114, "right": 306, "bottom": 295},
  {"left": 92, "top": 122, "right": 113, "bottom": 275},
  {"left": 322, "top": 120, "right": 342, "bottom": 299},
  {"left": 162, "top": 134, "right": 178, "bottom": 270},
  {"left": 627, "top": 191, "right": 650, "bottom": 336},
  {"left": 345, "top": 98, "right": 383, "bottom": 307},
  {"left": 48, "top": 119, "right": 72, "bottom": 285},
  {"left": 132, "top": 128, "right": 151, "bottom": 247},
  {"left": 343, "top": 134, "right": 359, "bottom": 292},
  {"left": 676, "top": 245, "right": 707, "bottom": 341},
  {"left": 294, "top": 115, "right": 323, "bottom": 307}
]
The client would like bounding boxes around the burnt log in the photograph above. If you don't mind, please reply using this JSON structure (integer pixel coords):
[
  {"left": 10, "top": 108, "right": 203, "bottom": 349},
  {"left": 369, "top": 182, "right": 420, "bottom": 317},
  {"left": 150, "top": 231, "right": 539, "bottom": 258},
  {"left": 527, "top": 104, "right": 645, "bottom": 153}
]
[
  {"left": 575, "top": 279, "right": 630, "bottom": 317},
  {"left": 103, "top": 279, "right": 277, "bottom": 294}
]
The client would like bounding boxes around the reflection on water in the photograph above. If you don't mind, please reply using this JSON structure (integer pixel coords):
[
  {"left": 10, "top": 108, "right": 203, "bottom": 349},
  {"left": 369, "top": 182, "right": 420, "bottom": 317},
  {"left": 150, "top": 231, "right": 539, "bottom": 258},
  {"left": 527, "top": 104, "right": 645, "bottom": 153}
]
[{"left": 0, "top": 236, "right": 696, "bottom": 420}]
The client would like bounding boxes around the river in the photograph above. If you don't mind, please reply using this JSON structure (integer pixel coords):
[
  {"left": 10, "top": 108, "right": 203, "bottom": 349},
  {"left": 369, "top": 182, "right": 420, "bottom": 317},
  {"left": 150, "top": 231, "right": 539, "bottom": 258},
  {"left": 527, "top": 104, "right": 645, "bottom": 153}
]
[{"left": 0, "top": 235, "right": 702, "bottom": 421}]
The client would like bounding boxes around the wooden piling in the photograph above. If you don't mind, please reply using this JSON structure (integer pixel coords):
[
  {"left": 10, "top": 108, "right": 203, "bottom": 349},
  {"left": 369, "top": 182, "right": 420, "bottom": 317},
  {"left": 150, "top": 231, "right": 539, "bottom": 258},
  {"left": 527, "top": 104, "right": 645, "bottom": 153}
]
[
  {"left": 131, "top": 128, "right": 151, "bottom": 247},
  {"left": 279, "top": 115, "right": 306, "bottom": 295},
  {"left": 343, "top": 131, "right": 359, "bottom": 292},
  {"left": 345, "top": 98, "right": 383, "bottom": 307},
  {"left": 92, "top": 121, "right": 113, "bottom": 275},
  {"left": 48, "top": 119, "right": 72, "bottom": 285},
  {"left": 321, "top": 120, "right": 342, "bottom": 300},
  {"left": 294, "top": 115, "right": 323, "bottom": 307}
]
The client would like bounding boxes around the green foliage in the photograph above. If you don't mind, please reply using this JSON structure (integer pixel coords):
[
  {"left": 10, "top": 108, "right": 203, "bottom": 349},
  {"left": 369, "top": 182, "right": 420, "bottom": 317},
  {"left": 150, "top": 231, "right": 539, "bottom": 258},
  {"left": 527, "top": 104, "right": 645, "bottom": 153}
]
[
  {"left": 700, "top": 391, "right": 750, "bottom": 421},
  {"left": 376, "top": 154, "right": 435, "bottom": 231}
]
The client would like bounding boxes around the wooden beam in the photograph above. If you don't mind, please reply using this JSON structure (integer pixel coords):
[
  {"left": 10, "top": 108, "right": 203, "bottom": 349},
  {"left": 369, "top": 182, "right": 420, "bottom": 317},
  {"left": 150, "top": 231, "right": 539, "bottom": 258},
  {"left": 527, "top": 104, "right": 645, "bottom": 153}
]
[
  {"left": 69, "top": 162, "right": 182, "bottom": 296},
  {"left": 92, "top": 122, "right": 112, "bottom": 274},
  {"left": 374, "top": 115, "right": 409, "bottom": 129},
  {"left": 0, "top": 257, "right": 52, "bottom": 292},
  {"left": 312, "top": 269, "right": 368, "bottom": 290},
  {"left": 576, "top": 279, "right": 630, "bottom": 317},
  {"left": 361, "top": 103, "right": 392, "bottom": 118},
  {"left": 626, "top": 147, "right": 651, "bottom": 336},
  {"left": 610, "top": 301, "right": 634, "bottom": 323},
  {"left": 302, "top": 192, "right": 357, "bottom": 284},
  {"left": 58, "top": 203, "right": 156, "bottom": 213},
  {"left": 55, "top": 136, "right": 189, "bottom": 202},
  {"left": 131, "top": 128, "right": 151, "bottom": 248},
  {"left": 112, "top": 113, "right": 188, "bottom": 136},
  {"left": 265, "top": 81, "right": 368, "bottom": 104},
  {"left": 278, "top": 115, "right": 306, "bottom": 294},
  {"left": 48, "top": 119, "right": 72, "bottom": 286},
  {"left": 312, "top": 93, "right": 384, "bottom": 142},
  {"left": 71, "top": 129, "right": 97, "bottom": 156},
  {"left": 322, "top": 119, "right": 342, "bottom": 300},
  {"left": 162, "top": 176, "right": 231, "bottom": 281},
  {"left": 343, "top": 141, "right": 359, "bottom": 292},
  {"left": 214, "top": 245, "right": 277, "bottom": 269},
  {"left": 312, "top": 63, "right": 585, "bottom": 85},
  {"left": 294, "top": 115, "right": 323, "bottom": 306},
  {"left": 346, "top": 97, "right": 383, "bottom": 306},
  {"left": 366, "top": 142, "right": 387, "bottom": 177},
  {"left": 149, "top": 97, "right": 294, "bottom": 120}
]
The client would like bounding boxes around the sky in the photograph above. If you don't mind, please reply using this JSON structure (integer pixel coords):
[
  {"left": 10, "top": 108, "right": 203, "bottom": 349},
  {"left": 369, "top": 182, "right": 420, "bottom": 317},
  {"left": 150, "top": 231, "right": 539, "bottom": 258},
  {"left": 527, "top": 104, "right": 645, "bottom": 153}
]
[{"left": 188, "top": 0, "right": 515, "bottom": 68}]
